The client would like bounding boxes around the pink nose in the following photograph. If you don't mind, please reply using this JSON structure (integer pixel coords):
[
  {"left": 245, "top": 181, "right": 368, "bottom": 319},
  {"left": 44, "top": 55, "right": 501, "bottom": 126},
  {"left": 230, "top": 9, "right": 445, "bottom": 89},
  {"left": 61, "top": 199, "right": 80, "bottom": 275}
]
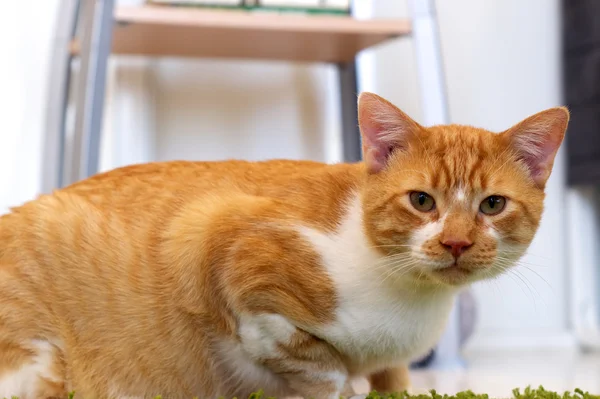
[{"left": 440, "top": 239, "right": 473, "bottom": 258}]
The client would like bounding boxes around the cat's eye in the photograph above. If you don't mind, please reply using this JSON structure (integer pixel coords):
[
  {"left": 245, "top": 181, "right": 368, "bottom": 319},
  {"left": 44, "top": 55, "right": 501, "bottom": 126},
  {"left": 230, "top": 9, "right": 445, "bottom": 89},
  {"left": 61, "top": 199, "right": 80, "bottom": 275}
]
[
  {"left": 409, "top": 192, "right": 435, "bottom": 212},
  {"left": 479, "top": 195, "right": 506, "bottom": 215}
]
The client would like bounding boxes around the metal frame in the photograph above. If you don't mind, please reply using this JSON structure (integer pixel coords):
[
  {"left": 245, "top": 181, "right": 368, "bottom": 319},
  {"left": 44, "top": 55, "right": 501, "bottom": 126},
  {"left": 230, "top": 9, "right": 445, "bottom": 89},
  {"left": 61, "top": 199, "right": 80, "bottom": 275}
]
[
  {"left": 338, "top": 61, "right": 361, "bottom": 163},
  {"left": 49, "top": 0, "right": 364, "bottom": 188},
  {"left": 46, "top": 1, "right": 450, "bottom": 185},
  {"left": 64, "top": 0, "right": 115, "bottom": 187},
  {"left": 44, "top": 0, "right": 116, "bottom": 190},
  {"left": 41, "top": 0, "right": 80, "bottom": 193}
]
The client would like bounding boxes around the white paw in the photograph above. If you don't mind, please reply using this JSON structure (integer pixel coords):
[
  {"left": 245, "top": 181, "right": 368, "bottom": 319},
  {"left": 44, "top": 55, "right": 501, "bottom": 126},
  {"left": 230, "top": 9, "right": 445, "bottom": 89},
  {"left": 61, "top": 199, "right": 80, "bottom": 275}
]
[
  {"left": 238, "top": 313, "right": 297, "bottom": 359},
  {"left": 0, "top": 340, "right": 62, "bottom": 399}
]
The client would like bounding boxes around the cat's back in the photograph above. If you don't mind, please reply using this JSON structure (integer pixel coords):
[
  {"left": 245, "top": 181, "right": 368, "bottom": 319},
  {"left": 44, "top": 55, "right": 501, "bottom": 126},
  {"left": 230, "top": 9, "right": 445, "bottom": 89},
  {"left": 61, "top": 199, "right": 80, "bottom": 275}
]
[
  {"left": 1, "top": 158, "right": 356, "bottom": 262},
  {"left": 0, "top": 159, "right": 361, "bottom": 289},
  {"left": 1, "top": 159, "right": 351, "bottom": 229},
  {"left": 66, "top": 159, "right": 334, "bottom": 193},
  {"left": 35, "top": 160, "right": 363, "bottom": 236}
]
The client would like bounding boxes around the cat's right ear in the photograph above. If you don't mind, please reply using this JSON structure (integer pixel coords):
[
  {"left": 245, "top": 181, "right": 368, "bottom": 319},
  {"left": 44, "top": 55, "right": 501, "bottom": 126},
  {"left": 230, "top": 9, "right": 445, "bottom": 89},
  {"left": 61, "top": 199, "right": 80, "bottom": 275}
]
[{"left": 358, "top": 92, "right": 421, "bottom": 173}]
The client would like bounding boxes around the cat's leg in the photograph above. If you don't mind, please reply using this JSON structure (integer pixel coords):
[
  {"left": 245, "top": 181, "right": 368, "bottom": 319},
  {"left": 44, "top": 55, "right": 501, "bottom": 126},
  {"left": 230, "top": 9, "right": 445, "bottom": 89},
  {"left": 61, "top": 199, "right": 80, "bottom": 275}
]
[
  {"left": 368, "top": 365, "right": 411, "bottom": 394},
  {"left": 0, "top": 338, "right": 67, "bottom": 399},
  {"left": 239, "top": 314, "right": 348, "bottom": 399},
  {"left": 197, "top": 196, "right": 349, "bottom": 398},
  {"left": 0, "top": 264, "right": 67, "bottom": 399}
]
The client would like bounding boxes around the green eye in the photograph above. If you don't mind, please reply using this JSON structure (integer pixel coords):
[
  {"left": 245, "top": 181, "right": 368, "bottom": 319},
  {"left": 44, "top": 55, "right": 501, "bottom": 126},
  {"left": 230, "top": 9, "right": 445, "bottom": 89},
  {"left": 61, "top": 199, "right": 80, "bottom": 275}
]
[
  {"left": 409, "top": 192, "right": 435, "bottom": 212},
  {"left": 480, "top": 195, "right": 506, "bottom": 215}
]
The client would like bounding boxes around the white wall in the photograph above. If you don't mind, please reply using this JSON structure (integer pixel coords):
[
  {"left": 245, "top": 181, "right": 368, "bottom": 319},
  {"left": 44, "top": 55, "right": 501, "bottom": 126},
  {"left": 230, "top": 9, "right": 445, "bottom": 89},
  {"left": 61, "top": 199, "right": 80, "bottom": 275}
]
[
  {"left": 567, "top": 188, "right": 600, "bottom": 349},
  {"left": 0, "top": 1, "right": 60, "bottom": 214},
  {"left": 152, "top": 59, "right": 342, "bottom": 163}
]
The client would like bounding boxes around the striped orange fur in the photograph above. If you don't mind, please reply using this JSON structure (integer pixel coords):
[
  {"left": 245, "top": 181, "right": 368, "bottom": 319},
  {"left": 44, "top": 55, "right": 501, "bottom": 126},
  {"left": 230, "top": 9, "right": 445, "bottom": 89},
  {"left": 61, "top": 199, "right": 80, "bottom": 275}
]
[{"left": 0, "top": 92, "right": 568, "bottom": 399}]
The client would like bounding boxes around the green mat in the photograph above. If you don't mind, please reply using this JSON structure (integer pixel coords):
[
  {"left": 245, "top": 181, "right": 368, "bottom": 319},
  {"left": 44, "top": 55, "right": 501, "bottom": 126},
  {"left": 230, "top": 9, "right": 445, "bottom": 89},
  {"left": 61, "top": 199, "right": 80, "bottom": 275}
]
[
  {"left": 354, "top": 386, "right": 600, "bottom": 399},
  {"left": 8, "top": 386, "right": 595, "bottom": 399}
]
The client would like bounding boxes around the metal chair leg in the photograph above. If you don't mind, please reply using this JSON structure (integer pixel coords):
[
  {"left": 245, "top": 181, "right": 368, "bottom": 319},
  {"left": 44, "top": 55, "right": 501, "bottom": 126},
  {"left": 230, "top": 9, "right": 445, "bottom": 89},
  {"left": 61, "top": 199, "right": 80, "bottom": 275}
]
[
  {"left": 338, "top": 61, "right": 361, "bottom": 163},
  {"left": 41, "top": 0, "right": 80, "bottom": 193},
  {"left": 64, "top": 0, "right": 115, "bottom": 187}
]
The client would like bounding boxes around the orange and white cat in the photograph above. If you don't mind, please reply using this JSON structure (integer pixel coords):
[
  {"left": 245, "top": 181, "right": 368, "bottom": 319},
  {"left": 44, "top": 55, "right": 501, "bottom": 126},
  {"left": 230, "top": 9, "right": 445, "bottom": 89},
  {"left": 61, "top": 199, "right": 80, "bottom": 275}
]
[{"left": 0, "top": 92, "right": 568, "bottom": 399}]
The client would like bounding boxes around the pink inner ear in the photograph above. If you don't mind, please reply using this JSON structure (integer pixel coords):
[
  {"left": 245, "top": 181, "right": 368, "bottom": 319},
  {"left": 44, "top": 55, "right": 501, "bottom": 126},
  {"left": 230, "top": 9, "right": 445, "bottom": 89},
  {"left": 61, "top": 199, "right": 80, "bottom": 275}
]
[
  {"left": 513, "top": 134, "right": 559, "bottom": 185},
  {"left": 360, "top": 121, "right": 398, "bottom": 173},
  {"left": 358, "top": 93, "right": 416, "bottom": 173},
  {"left": 521, "top": 140, "right": 558, "bottom": 177},
  {"left": 362, "top": 136, "right": 393, "bottom": 173},
  {"left": 509, "top": 108, "right": 568, "bottom": 186}
]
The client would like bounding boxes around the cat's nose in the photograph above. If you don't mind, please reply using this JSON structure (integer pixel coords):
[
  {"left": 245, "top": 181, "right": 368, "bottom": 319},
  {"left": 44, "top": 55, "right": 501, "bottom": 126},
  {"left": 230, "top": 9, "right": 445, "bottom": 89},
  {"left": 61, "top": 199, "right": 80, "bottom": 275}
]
[{"left": 440, "top": 239, "right": 473, "bottom": 258}]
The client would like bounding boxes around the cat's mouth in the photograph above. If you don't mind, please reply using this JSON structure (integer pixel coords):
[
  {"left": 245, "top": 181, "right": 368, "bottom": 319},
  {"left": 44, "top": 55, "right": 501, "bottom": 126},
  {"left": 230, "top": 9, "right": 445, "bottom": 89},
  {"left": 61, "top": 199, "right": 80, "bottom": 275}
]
[{"left": 430, "top": 262, "right": 474, "bottom": 285}]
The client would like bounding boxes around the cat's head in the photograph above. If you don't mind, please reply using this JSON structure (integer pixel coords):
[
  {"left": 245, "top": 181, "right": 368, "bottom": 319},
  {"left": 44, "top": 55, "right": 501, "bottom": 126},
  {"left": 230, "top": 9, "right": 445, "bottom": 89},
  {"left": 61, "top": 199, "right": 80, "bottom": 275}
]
[{"left": 358, "top": 92, "right": 569, "bottom": 287}]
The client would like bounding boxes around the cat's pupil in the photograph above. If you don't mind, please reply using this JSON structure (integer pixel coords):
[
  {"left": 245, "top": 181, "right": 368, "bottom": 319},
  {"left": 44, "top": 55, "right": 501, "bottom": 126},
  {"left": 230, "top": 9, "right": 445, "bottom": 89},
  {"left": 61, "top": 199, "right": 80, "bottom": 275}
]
[
  {"left": 488, "top": 196, "right": 497, "bottom": 208},
  {"left": 419, "top": 193, "right": 426, "bottom": 205}
]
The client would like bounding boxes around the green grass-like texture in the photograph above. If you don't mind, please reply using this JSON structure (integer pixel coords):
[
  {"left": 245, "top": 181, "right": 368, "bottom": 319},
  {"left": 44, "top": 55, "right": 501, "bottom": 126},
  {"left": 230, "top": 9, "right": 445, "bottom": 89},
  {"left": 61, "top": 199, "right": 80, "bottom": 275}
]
[
  {"left": 353, "top": 386, "right": 600, "bottom": 399},
  {"left": 7, "top": 386, "right": 597, "bottom": 399}
]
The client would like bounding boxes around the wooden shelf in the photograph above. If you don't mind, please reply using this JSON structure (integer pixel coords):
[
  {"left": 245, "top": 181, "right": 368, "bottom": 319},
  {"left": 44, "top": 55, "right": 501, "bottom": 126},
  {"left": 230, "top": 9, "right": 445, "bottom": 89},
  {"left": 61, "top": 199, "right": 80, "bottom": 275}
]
[{"left": 109, "top": 6, "right": 411, "bottom": 63}]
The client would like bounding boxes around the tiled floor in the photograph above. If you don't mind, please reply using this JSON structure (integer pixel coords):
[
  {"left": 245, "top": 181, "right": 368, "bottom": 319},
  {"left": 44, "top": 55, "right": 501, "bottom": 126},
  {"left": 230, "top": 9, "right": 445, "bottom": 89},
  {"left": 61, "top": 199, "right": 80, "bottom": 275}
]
[{"left": 353, "top": 350, "right": 600, "bottom": 397}]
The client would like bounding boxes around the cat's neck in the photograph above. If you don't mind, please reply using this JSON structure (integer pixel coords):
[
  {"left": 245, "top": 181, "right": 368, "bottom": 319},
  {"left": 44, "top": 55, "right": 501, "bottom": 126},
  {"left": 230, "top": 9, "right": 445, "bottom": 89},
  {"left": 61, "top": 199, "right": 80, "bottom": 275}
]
[
  {"left": 298, "top": 191, "right": 458, "bottom": 298},
  {"left": 297, "top": 191, "right": 457, "bottom": 369}
]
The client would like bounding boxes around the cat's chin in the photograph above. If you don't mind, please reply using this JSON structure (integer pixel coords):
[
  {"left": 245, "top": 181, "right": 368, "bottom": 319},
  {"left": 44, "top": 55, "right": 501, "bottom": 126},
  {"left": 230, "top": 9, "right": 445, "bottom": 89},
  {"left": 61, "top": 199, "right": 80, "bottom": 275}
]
[
  {"left": 403, "top": 268, "right": 470, "bottom": 288},
  {"left": 421, "top": 261, "right": 483, "bottom": 287},
  {"left": 430, "top": 264, "right": 474, "bottom": 285}
]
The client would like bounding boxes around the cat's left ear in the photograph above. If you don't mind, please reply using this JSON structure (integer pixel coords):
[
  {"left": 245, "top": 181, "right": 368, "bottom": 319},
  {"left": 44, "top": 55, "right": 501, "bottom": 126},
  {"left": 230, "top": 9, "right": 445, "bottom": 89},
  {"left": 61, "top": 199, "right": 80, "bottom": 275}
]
[
  {"left": 503, "top": 106, "right": 570, "bottom": 188},
  {"left": 358, "top": 92, "right": 422, "bottom": 173}
]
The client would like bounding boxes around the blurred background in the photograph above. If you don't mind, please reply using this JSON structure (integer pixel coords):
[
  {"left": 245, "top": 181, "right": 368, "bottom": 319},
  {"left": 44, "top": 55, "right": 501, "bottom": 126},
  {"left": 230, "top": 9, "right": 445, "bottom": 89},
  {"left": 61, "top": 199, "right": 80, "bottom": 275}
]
[{"left": 0, "top": 0, "right": 599, "bottom": 395}]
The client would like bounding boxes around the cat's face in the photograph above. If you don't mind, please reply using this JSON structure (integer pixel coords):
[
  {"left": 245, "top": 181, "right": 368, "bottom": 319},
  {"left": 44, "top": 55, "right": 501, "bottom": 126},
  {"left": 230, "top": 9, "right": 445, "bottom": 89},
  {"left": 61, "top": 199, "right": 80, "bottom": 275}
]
[{"left": 358, "top": 93, "right": 569, "bottom": 287}]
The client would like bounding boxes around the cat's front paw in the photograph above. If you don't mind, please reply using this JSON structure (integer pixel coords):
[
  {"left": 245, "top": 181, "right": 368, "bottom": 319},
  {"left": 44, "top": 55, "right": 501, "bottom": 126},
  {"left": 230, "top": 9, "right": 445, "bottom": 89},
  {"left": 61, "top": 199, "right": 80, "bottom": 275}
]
[
  {"left": 238, "top": 313, "right": 349, "bottom": 399},
  {"left": 238, "top": 313, "right": 298, "bottom": 359}
]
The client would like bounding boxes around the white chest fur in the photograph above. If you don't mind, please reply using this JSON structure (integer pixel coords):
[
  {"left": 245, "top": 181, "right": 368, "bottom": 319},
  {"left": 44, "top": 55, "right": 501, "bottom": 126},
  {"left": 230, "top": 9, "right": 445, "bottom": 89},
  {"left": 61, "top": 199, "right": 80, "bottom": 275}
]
[{"left": 297, "top": 194, "right": 457, "bottom": 374}]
